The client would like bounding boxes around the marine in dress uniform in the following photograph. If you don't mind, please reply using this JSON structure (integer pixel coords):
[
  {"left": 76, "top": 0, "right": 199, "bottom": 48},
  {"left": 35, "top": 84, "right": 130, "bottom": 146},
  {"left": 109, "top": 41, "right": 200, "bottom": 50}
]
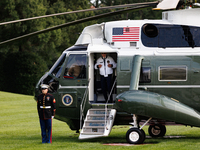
[
  {"left": 37, "top": 84, "right": 56, "bottom": 143},
  {"left": 95, "top": 53, "right": 116, "bottom": 103}
]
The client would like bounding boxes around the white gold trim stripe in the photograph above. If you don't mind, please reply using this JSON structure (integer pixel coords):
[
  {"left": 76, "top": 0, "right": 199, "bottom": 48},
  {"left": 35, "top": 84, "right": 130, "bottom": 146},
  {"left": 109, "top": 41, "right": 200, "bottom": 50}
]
[
  {"left": 60, "top": 85, "right": 200, "bottom": 89},
  {"left": 59, "top": 86, "right": 87, "bottom": 89},
  {"left": 117, "top": 85, "right": 200, "bottom": 88}
]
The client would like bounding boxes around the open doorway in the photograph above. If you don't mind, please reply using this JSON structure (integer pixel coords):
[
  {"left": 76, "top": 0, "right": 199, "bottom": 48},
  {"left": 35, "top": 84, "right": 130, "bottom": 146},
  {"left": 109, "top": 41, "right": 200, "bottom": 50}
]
[{"left": 89, "top": 52, "right": 117, "bottom": 103}]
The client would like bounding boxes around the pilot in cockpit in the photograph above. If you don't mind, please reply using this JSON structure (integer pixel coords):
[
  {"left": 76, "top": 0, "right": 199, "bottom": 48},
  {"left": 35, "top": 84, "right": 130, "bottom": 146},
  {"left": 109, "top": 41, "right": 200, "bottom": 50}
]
[{"left": 66, "top": 55, "right": 86, "bottom": 78}]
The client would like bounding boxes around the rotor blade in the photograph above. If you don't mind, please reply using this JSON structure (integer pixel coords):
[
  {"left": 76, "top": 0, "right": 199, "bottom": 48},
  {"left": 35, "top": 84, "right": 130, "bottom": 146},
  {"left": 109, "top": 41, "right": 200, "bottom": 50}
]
[
  {"left": 153, "top": 0, "right": 180, "bottom": 10},
  {"left": 0, "top": 1, "right": 158, "bottom": 26},
  {"left": 0, "top": 3, "right": 158, "bottom": 46}
]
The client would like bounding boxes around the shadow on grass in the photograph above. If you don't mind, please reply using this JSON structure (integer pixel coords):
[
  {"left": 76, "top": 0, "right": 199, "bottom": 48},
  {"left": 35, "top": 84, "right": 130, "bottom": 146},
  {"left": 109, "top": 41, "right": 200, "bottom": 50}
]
[
  {"left": 144, "top": 135, "right": 200, "bottom": 145},
  {"left": 17, "top": 132, "right": 200, "bottom": 146},
  {"left": 56, "top": 134, "right": 200, "bottom": 145}
]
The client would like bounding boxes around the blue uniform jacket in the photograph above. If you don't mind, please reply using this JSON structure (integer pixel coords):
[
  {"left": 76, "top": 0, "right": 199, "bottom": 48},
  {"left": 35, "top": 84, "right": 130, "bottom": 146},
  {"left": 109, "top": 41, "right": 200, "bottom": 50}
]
[{"left": 37, "top": 93, "right": 56, "bottom": 120}]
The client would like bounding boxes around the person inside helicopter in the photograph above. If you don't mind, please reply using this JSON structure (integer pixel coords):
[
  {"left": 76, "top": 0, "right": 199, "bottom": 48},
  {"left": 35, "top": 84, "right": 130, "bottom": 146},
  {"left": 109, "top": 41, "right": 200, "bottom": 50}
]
[
  {"left": 94, "top": 53, "right": 117, "bottom": 103},
  {"left": 64, "top": 54, "right": 86, "bottom": 79}
]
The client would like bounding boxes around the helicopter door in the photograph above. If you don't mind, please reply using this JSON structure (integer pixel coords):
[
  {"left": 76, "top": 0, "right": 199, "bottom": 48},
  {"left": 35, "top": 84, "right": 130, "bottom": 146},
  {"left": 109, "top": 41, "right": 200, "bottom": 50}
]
[
  {"left": 93, "top": 53, "right": 117, "bottom": 103},
  {"left": 57, "top": 53, "right": 88, "bottom": 112}
]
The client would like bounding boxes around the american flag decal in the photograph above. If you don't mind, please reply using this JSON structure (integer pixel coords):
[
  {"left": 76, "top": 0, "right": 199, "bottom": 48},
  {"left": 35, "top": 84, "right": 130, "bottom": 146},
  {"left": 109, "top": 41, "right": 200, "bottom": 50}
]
[{"left": 112, "top": 27, "right": 140, "bottom": 42}]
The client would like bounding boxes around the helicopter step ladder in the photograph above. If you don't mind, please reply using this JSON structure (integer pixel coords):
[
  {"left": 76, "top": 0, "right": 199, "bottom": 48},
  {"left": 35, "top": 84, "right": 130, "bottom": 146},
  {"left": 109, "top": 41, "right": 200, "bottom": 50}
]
[{"left": 79, "top": 108, "right": 116, "bottom": 139}]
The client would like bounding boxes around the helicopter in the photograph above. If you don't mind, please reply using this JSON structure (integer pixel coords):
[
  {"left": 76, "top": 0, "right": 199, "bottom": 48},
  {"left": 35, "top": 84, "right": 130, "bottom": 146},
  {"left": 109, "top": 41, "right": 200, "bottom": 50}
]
[{"left": 1, "top": 0, "right": 200, "bottom": 144}]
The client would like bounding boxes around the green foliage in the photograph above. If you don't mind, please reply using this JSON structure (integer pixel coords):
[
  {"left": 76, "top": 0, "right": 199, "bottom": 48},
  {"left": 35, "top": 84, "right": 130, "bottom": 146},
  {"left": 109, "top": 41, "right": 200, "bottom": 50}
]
[
  {"left": 0, "top": 0, "right": 95, "bottom": 65},
  {"left": 0, "top": 0, "right": 47, "bottom": 52},
  {"left": 0, "top": 0, "right": 95, "bottom": 95},
  {"left": 3, "top": 52, "right": 48, "bottom": 95}
]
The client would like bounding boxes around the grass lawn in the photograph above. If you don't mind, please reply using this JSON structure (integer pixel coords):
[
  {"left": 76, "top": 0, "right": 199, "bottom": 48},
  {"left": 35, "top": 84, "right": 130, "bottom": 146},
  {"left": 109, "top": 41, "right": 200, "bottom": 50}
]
[{"left": 1, "top": 91, "right": 200, "bottom": 150}]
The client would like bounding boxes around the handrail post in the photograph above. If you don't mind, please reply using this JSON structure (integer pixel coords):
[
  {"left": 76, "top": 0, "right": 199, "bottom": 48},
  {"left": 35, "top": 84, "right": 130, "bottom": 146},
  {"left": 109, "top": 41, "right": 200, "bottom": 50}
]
[
  {"left": 80, "top": 78, "right": 90, "bottom": 130},
  {"left": 105, "top": 78, "right": 117, "bottom": 130}
]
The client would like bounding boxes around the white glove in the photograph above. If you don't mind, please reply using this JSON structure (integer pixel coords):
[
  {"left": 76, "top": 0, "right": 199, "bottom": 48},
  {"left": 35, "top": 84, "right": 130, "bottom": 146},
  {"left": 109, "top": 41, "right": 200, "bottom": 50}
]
[{"left": 52, "top": 116, "right": 54, "bottom": 119}]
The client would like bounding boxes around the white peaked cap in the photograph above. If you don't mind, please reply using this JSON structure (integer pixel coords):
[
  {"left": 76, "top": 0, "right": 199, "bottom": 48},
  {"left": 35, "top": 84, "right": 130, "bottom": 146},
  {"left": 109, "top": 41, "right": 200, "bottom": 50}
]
[{"left": 40, "top": 84, "right": 49, "bottom": 89}]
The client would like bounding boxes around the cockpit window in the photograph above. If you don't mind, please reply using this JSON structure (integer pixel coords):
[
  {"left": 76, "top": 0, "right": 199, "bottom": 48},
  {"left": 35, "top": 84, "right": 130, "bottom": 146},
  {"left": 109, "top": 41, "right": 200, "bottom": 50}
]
[
  {"left": 63, "top": 54, "right": 87, "bottom": 79},
  {"left": 49, "top": 53, "right": 66, "bottom": 78}
]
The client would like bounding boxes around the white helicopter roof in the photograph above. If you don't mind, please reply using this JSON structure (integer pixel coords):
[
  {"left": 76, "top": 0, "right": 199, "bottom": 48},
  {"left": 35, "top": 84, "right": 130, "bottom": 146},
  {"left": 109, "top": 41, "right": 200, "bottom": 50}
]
[
  {"left": 162, "top": 8, "right": 200, "bottom": 27},
  {"left": 75, "top": 8, "right": 200, "bottom": 47},
  {"left": 74, "top": 8, "right": 200, "bottom": 56}
]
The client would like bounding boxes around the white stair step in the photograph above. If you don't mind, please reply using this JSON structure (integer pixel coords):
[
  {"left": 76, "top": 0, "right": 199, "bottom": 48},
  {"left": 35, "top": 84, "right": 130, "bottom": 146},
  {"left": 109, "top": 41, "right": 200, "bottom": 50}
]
[
  {"left": 82, "top": 127, "right": 105, "bottom": 133},
  {"left": 79, "top": 108, "right": 116, "bottom": 140},
  {"left": 89, "top": 110, "right": 111, "bottom": 115},
  {"left": 84, "top": 123, "right": 105, "bottom": 127},
  {"left": 87, "top": 114, "right": 108, "bottom": 117},
  {"left": 80, "top": 132, "right": 104, "bottom": 135},
  {"left": 85, "top": 120, "right": 105, "bottom": 123},
  {"left": 83, "top": 126, "right": 105, "bottom": 129},
  {"left": 87, "top": 116, "right": 107, "bottom": 120}
]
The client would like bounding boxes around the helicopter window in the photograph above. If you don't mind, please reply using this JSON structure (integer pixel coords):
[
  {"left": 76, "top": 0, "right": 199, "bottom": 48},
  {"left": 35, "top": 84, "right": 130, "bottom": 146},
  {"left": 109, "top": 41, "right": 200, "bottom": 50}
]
[
  {"left": 141, "top": 24, "right": 200, "bottom": 48},
  {"left": 63, "top": 54, "right": 86, "bottom": 79},
  {"left": 159, "top": 66, "right": 187, "bottom": 81},
  {"left": 159, "top": 27, "right": 183, "bottom": 47},
  {"left": 49, "top": 53, "right": 66, "bottom": 78},
  {"left": 139, "top": 67, "right": 151, "bottom": 83},
  {"left": 186, "top": 26, "right": 200, "bottom": 47}
]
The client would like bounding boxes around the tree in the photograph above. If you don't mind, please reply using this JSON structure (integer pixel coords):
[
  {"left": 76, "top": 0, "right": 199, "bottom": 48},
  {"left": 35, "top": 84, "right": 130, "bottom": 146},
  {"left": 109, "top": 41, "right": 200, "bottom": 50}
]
[
  {"left": 0, "top": 0, "right": 96, "bottom": 95},
  {"left": 3, "top": 52, "right": 48, "bottom": 95},
  {"left": 0, "top": 0, "right": 96, "bottom": 66},
  {"left": 0, "top": 0, "right": 47, "bottom": 53},
  {"left": 47, "top": 0, "right": 96, "bottom": 54}
]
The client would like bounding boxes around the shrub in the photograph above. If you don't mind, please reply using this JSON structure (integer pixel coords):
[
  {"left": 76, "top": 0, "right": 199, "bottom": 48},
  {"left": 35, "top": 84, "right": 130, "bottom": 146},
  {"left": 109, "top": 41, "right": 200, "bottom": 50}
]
[{"left": 3, "top": 52, "right": 48, "bottom": 95}]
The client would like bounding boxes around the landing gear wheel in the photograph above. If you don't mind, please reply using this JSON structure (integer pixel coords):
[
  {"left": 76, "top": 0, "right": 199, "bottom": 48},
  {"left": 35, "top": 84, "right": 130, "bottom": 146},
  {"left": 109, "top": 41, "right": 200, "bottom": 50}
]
[
  {"left": 148, "top": 124, "right": 166, "bottom": 137},
  {"left": 126, "top": 128, "right": 145, "bottom": 144}
]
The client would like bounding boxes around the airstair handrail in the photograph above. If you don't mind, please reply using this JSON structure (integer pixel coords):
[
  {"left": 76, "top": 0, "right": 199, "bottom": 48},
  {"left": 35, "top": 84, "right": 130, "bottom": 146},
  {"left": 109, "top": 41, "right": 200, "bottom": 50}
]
[
  {"left": 105, "top": 78, "right": 117, "bottom": 129},
  {"left": 80, "top": 78, "right": 90, "bottom": 130}
]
